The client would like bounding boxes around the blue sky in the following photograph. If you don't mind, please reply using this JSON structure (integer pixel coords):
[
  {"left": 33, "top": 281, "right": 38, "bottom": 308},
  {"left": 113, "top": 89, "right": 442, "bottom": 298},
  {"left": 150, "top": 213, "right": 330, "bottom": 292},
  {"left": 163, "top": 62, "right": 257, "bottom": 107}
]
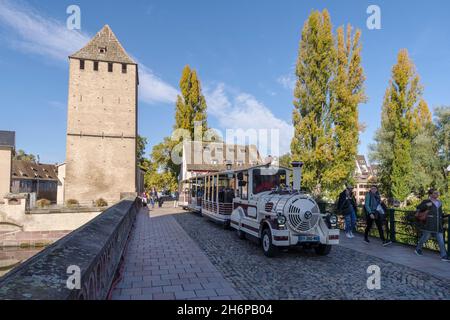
[{"left": 0, "top": 0, "right": 449, "bottom": 164}]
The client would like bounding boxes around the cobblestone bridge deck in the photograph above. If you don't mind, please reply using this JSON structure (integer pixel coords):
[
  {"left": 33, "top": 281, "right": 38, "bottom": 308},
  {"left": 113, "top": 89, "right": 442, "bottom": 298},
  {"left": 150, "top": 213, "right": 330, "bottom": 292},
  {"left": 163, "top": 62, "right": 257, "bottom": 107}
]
[{"left": 111, "top": 205, "right": 450, "bottom": 300}]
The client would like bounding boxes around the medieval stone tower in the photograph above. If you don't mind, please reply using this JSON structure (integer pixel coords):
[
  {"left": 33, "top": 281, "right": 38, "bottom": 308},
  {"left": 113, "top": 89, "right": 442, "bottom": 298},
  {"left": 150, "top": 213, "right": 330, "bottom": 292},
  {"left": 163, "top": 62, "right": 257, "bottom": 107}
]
[{"left": 65, "top": 25, "right": 138, "bottom": 204}]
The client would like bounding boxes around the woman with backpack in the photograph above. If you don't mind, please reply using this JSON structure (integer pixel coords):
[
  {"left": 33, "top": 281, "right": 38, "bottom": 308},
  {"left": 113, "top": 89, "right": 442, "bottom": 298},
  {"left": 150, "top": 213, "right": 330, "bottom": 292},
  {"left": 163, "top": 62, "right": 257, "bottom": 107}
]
[
  {"left": 363, "top": 186, "right": 392, "bottom": 246},
  {"left": 337, "top": 184, "right": 358, "bottom": 239}
]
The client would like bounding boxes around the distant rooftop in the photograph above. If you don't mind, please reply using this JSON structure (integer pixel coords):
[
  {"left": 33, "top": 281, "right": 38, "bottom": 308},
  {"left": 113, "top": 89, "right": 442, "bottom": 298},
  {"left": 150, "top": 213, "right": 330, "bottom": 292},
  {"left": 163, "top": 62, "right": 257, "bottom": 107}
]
[
  {"left": 69, "top": 25, "right": 136, "bottom": 64},
  {"left": 0, "top": 131, "right": 15, "bottom": 149}
]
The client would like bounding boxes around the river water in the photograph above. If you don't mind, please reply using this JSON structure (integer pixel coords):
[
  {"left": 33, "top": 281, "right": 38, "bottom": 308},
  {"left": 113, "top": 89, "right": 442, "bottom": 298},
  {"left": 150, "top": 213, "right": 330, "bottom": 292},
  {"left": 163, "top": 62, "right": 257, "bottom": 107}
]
[{"left": 0, "top": 247, "right": 43, "bottom": 278}]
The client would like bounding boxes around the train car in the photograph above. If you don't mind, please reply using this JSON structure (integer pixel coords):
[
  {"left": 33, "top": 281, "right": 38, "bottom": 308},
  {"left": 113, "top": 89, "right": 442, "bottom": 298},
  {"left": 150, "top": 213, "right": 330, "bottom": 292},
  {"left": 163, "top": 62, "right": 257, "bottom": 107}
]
[
  {"left": 179, "top": 177, "right": 204, "bottom": 213},
  {"left": 229, "top": 162, "right": 339, "bottom": 257},
  {"left": 200, "top": 171, "right": 235, "bottom": 226}
]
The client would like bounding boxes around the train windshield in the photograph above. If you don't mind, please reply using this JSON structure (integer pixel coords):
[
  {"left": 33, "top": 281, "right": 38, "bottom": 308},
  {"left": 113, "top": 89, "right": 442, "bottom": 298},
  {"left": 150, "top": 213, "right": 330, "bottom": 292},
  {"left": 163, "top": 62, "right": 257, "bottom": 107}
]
[{"left": 252, "top": 169, "right": 287, "bottom": 194}]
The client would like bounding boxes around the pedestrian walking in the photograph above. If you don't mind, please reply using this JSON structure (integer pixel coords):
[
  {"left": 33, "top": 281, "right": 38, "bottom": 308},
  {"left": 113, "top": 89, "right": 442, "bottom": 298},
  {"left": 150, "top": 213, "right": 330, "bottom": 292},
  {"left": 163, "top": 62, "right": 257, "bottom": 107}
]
[
  {"left": 337, "top": 184, "right": 358, "bottom": 239},
  {"left": 414, "top": 189, "right": 450, "bottom": 262},
  {"left": 363, "top": 186, "right": 392, "bottom": 246}
]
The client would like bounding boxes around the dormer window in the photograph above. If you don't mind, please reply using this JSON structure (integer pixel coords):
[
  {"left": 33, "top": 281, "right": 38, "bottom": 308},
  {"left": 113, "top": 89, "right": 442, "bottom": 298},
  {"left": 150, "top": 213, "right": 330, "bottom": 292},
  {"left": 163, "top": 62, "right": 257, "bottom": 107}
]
[{"left": 99, "top": 46, "right": 107, "bottom": 54}]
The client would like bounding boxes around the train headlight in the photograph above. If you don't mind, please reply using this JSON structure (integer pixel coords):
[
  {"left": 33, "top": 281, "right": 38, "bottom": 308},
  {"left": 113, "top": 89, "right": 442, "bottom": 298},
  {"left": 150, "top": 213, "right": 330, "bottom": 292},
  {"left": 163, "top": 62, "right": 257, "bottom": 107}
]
[
  {"left": 277, "top": 215, "right": 287, "bottom": 226},
  {"left": 328, "top": 214, "right": 338, "bottom": 227}
]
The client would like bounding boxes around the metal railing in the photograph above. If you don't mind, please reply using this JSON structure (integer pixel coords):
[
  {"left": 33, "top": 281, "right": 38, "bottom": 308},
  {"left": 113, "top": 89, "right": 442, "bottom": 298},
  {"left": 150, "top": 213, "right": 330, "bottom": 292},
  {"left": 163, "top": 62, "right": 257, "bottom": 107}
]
[{"left": 317, "top": 202, "right": 450, "bottom": 256}]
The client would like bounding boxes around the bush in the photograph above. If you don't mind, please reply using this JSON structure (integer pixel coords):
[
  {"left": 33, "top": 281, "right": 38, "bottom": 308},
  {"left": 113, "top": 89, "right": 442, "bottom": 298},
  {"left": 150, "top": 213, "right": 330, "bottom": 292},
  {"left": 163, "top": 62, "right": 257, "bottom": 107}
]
[
  {"left": 95, "top": 198, "right": 108, "bottom": 207},
  {"left": 66, "top": 199, "right": 80, "bottom": 208},
  {"left": 36, "top": 199, "right": 51, "bottom": 208}
]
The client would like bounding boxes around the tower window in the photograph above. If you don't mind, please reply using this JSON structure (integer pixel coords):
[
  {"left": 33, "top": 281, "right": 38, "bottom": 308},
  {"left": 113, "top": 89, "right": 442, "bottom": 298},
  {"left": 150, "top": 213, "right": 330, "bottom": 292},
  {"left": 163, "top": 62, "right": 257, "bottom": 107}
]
[
  {"left": 80, "top": 60, "right": 85, "bottom": 70},
  {"left": 99, "top": 46, "right": 107, "bottom": 54},
  {"left": 93, "top": 61, "right": 99, "bottom": 71},
  {"left": 108, "top": 63, "right": 113, "bottom": 72},
  {"left": 122, "top": 64, "right": 127, "bottom": 73}
]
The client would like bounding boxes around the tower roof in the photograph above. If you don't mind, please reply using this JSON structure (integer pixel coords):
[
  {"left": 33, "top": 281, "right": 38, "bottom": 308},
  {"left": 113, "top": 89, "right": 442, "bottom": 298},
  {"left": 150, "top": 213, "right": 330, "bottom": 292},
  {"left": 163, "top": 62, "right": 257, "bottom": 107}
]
[{"left": 69, "top": 25, "right": 136, "bottom": 64}]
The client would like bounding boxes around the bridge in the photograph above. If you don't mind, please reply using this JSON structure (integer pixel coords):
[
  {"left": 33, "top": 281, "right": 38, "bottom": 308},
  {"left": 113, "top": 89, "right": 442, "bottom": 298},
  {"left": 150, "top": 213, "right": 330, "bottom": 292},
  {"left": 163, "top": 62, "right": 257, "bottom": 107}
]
[{"left": 0, "top": 199, "right": 449, "bottom": 300}]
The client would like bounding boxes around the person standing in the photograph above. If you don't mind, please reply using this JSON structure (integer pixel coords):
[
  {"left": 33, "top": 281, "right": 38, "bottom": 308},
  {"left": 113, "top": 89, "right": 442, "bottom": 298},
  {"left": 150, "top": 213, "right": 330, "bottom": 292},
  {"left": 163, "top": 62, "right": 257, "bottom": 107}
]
[
  {"left": 173, "top": 190, "right": 179, "bottom": 208},
  {"left": 415, "top": 189, "right": 450, "bottom": 262},
  {"left": 363, "top": 186, "right": 392, "bottom": 246},
  {"left": 337, "top": 184, "right": 358, "bottom": 239}
]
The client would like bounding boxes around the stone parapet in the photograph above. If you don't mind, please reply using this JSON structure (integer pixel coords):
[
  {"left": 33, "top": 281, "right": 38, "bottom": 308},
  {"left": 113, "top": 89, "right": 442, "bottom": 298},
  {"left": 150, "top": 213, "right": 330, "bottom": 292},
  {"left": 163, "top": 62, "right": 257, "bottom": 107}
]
[{"left": 0, "top": 198, "right": 141, "bottom": 300}]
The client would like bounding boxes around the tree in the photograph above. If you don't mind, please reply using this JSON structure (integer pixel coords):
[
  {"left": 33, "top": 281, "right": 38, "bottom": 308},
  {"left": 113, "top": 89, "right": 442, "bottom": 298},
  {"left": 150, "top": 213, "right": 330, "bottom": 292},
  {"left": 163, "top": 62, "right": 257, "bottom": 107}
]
[
  {"left": 278, "top": 153, "right": 292, "bottom": 168},
  {"left": 291, "top": 9, "right": 336, "bottom": 198},
  {"left": 175, "top": 65, "right": 208, "bottom": 138},
  {"left": 325, "top": 24, "right": 366, "bottom": 194},
  {"left": 434, "top": 106, "right": 450, "bottom": 194},
  {"left": 137, "top": 135, "right": 148, "bottom": 167},
  {"left": 370, "top": 49, "right": 423, "bottom": 203},
  {"left": 14, "top": 149, "right": 37, "bottom": 162},
  {"left": 291, "top": 11, "right": 366, "bottom": 199}
]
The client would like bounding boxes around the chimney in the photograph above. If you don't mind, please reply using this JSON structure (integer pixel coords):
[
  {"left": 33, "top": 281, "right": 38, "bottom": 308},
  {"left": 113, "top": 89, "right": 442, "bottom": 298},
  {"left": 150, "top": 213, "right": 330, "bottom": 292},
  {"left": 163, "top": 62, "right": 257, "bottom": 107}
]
[{"left": 291, "top": 162, "right": 304, "bottom": 191}]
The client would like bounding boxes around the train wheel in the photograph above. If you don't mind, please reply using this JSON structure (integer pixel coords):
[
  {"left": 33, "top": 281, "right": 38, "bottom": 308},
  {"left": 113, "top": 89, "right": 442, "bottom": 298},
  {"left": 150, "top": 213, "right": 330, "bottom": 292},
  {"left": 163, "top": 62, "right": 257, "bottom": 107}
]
[
  {"left": 314, "top": 244, "right": 332, "bottom": 256},
  {"left": 261, "top": 229, "right": 278, "bottom": 257}
]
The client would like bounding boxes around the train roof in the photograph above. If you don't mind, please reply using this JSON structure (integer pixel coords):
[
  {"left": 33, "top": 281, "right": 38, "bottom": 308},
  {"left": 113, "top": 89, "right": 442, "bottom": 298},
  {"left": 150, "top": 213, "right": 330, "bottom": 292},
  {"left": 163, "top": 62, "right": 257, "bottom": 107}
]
[{"left": 182, "top": 163, "right": 292, "bottom": 181}]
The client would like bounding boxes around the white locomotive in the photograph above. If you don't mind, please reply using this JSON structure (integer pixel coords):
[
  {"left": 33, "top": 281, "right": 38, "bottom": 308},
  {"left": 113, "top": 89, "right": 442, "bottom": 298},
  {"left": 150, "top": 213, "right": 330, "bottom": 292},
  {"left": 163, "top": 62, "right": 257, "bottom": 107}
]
[
  {"left": 180, "top": 162, "right": 339, "bottom": 257},
  {"left": 230, "top": 162, "right": 339, "bottom": 256}
]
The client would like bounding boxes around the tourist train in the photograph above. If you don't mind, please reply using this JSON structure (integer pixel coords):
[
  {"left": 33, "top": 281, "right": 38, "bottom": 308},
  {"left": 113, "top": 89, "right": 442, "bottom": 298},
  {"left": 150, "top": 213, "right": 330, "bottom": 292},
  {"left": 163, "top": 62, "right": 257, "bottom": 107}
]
[{"left": 179, "top": 162, "right": 339, "bottom": 257}]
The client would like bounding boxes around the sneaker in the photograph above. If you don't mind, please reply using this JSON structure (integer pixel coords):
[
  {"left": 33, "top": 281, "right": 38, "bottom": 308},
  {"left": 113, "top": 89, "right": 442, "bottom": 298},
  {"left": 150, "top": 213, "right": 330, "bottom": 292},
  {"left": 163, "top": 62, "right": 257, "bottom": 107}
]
[
  {"left": 441, "top": 256, "right": 450, "bottom": 262},
  {"left": 345, "top": 232, "right": 352, "bottom": 239},
  {"left": 415, "top": 249, "right": 423, "bottom": 256},
  {"left": 349, "top": 231, "right": 355, "bottom": 238},
  {"left": 363, "top": 238, "right": 370, "bottom": 244},
  {"left": 382, "top": 240, "right": 393, "bottom": 247}
]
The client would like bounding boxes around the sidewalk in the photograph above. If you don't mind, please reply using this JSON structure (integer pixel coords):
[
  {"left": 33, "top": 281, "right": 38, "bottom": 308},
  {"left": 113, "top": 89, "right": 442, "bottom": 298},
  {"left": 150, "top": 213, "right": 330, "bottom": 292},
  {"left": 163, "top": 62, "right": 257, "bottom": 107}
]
[
  {"left": 110, "top": 207, "right": 241, "bottom": 300},
  {"left": 339, "top": 232, "right": 450, "bottom": 281}
]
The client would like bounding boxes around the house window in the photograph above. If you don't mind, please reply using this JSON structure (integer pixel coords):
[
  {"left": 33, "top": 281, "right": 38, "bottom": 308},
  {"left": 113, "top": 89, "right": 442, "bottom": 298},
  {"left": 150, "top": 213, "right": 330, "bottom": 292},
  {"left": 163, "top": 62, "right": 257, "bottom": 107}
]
[
  {"left": 99, "top": 46, "right": 107, "bottom": 54},
  {"left": 122, "top": 64, "right": 127, "bottom": 73},
  {"left": 108, "top": 63, "right": 113, "bottom": 72},
  {"left": 80, "top": 60, "right": 85, "bottom": 70},
  {"left": 93, "top": 61, "right": 99, "bottom": 71}
]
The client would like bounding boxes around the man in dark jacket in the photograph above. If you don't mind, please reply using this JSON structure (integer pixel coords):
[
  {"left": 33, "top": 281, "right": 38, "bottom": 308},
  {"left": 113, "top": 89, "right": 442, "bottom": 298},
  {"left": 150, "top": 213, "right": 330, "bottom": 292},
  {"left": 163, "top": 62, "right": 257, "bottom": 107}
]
[
  {"left": 337, "top": 184, "right": 358, "bottom": 239},
  {"left": 415, "top": 189, "right": 449, "bottom": 262},
  {"left": 363, "top": 186, "right": 392, "bottom": 246}
]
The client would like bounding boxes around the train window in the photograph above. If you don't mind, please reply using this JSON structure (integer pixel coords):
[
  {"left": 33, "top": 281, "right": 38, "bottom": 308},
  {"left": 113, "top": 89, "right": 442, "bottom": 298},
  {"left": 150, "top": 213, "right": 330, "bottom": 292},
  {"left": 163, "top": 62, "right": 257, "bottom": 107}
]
[
  {"left": 252, "top": 169, "right": 287, "bottom": 194},
  {"left": 240, "top": 173, "right": 249, "bottom": 200}
]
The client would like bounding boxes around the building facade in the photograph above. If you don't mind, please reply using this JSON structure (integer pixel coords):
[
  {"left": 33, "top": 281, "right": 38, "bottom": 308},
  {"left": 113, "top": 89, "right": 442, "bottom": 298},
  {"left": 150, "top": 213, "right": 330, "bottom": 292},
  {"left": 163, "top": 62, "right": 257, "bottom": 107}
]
[
  {"left": 64, "top": 25, "right": 138, "bottom": 205},
  {"left": 354, "top": 155, "right": 377, "bottom": 204},
  {"left": 11, "top": 160, "right": 59, "bottom": 202},
  {"left": 180, "top": 140, "right": 263, "bottom": 182}
]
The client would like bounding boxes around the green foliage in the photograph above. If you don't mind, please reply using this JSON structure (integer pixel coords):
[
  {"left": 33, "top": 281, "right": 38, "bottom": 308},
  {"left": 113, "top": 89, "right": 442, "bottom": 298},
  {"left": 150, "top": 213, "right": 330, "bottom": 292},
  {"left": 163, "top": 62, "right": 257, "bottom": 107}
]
[
  {"left": 175, "top": 65, "right": 208, "bottom": 138},
  {"left": 14, "top": 149, "right": 37, "bottom": 162},
  {"left": 95, "top": 198, "right": 108, "bottom": 207},
  {"left": 370, "top": 51, "right": 447, "bottom": 204},
  {"left": 137, "top": 135, "right": 148, "bottom": 167},
  {"left": 278, "top": 153, "right": 292, "bottom": 168},
  {"left": 36, "top": 199, "right": 51, "bottom": 208},
  {"left": 291, "top": 10, "right": 366, "bottom": 199},
  {"left": 66, "top": 199, "right": 79, "bottom": 208}
]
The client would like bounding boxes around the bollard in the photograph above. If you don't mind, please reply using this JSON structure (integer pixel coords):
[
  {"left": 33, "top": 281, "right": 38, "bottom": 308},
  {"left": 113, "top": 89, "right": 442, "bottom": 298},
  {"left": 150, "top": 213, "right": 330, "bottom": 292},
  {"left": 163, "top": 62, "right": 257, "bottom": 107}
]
[{"left": 388, "top": 208, "right": 396, "bottom": 243}]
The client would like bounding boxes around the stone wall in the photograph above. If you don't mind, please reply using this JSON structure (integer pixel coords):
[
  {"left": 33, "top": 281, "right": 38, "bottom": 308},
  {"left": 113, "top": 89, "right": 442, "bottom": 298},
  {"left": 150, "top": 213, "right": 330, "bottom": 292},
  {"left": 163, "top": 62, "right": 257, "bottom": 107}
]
[{"left": 0, "top": 198, "right": 141, "bottom": 300}]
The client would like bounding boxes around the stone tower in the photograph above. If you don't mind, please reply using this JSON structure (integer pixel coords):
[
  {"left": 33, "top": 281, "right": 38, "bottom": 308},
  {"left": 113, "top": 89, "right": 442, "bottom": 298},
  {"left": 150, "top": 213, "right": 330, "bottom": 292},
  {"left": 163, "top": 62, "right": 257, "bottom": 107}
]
[{"left": 65, "top": 25, "right": 138, "bottom": 205}]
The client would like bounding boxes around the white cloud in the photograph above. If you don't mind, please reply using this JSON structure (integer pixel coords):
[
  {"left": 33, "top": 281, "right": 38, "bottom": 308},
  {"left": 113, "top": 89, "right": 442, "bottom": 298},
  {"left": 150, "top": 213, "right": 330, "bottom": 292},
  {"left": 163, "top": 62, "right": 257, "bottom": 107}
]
[
  {"left": 205, "top": 84, "right": 294, "bottom": 157},
  {"left": 277, "top": 73, "right": 296, "bottom": 91},
  {"left": 0, "top": 0, "right": 178, "bottom": 105}
]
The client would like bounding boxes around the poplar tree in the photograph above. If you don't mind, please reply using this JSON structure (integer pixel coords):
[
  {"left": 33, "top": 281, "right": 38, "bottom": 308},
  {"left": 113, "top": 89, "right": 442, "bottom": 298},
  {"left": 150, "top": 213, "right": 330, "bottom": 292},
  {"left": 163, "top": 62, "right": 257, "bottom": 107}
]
[
  {"left": 370, "top": 49, "right": 423, "bottom": 202},
  {"left": 291, "top": 11, "right": 366, "bottom": 198},
  {"left": 175, "top": 65, "right": 208, "bottom": 138},
  {"left": 326, "top": 25, "right": 366, "bottom": 193},
  {"left": 291, "top": 10, "right": 336, "bottom": 197}
]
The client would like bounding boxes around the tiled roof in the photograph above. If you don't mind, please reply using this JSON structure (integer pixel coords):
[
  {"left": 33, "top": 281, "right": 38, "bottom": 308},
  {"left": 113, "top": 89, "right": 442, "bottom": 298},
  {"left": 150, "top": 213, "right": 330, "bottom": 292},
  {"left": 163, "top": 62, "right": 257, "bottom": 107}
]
[
  {"left": 70, "top": 25, "right": 135, "bottom": 64},
  {"left": 0, "top": 131, "right": 15, "bottom": 148},
  {"left": 11, "top": 160, "right": 58, "bottom": 181}
]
